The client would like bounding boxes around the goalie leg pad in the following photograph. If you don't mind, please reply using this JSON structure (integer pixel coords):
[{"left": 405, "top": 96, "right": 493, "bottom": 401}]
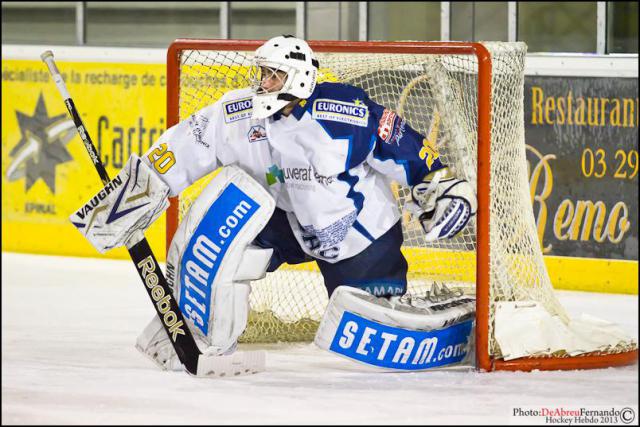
[
  {"left": 136, "top": 165, "right": 275, "bottom": 370},
  {"left": 169, "top": 165, "right": 275, "bottom": 354},
  {"left": 314, "top": 286, "right": 475, "bottom": 371}
]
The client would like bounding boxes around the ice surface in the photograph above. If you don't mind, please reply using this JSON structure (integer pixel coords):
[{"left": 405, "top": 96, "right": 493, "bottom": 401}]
[{"left": 2, "top": 252, "right": 638, "bottom": 424}]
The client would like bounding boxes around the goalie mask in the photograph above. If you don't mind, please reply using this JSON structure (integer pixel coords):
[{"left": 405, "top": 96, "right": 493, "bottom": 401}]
[{"left": 250, "top": 35, "right": 319, "bottom": 119}]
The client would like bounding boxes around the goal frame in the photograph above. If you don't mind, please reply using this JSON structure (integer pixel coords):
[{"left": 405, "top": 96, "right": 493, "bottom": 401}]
[{"left": 165, "top": 38, "right": 638, "bottom": 372}]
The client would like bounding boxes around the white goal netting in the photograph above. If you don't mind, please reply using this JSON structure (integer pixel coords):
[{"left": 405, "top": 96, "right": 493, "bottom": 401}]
[{"left": 169, "top": 41, "right": 635, "bottom": 364}]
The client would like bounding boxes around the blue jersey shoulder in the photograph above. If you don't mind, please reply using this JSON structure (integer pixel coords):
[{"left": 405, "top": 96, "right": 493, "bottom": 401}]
[
  {"left": 303, "top": 82, "right": 378, "bottom": 169},
  {"left": 303, "top": 82, "right": 375, "bottom": 136},
  {"left": 313, "top": 82, "right": 368, "bottom": 102}
]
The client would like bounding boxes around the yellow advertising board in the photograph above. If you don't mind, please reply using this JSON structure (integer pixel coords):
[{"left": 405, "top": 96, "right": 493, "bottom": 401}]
[
  {"left": 1, "top": 56, "right": 636, "bottom": 294},
  {"left": 2, "top": 59, "right": 168, "bottom": 260}
]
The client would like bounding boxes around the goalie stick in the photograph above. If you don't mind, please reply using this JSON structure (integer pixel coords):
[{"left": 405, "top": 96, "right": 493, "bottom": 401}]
[{"left": 41, "top": 50, "right": 264, "bottom": 377}]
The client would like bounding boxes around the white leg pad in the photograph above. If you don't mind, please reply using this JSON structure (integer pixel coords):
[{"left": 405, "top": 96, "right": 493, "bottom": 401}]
[
  {"left": 314, "top": 286, "right": 475, "bottom": 371},
  {"left": 136, "top": 165, "right": 275, "bottom": 371}
]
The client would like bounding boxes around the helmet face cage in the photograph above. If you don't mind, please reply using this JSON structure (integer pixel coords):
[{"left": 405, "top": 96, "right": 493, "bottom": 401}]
[
  {"left": 249, "top": 61, "right": 295, "bottom": 95},
  {"left": 249, "top": 36, "right": 318, "bottom": 119}
]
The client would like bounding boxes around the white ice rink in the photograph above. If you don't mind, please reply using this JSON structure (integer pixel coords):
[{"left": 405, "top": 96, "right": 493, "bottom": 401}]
[{"left": 2, "top": 252, "right": 638, "bottom": 425}]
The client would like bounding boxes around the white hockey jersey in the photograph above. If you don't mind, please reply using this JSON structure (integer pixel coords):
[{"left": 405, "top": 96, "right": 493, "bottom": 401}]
[{"left": 144, "top": 83, "right": 444, "bottom": 263}]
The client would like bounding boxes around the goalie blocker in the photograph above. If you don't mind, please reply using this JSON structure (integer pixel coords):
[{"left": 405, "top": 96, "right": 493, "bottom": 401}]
[{"left": 69, "top": 154, "right": 171, "bottom": 253}]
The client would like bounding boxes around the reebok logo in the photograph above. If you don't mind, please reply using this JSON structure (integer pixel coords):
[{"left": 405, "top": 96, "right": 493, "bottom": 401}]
[{"left": 137, "top": 255, "right": 185, "bottom": 342}]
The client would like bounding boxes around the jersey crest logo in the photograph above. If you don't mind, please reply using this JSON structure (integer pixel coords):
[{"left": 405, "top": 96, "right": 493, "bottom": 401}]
[
  {"left": 247, "top": 125, "right": 267, "bottom": 143},
  {"left": 377, "top": 109, "right": 406, "bottom": 145},
  {"left": 223, "top": 97, "right": 253, "bottom": 123},
  {"left": 378, "top": 109, "right": 396, "bottom": 142},
  {"left": 312, "top": 99, "right": 369, "bottom": 127}
]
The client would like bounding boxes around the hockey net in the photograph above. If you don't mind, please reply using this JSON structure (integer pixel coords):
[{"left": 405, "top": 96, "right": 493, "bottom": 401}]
[{"left": 166, "top": 39, "right": 637, "bottom": 371}]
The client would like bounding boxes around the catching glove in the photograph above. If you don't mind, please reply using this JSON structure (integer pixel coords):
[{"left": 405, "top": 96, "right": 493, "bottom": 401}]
[{"left": 404, "top": 167, "right": 477, "bottom": 242}]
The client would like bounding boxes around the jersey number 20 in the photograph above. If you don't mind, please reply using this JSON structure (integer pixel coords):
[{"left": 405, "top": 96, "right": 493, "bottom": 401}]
[{"left": 147, "top": 143, "right": 176, "bottom": 174}]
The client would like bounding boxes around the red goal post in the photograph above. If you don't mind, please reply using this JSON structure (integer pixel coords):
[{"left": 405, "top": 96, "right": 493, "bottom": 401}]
[{"left": 165, "top": 39, "right": 637, "bottom": 372}]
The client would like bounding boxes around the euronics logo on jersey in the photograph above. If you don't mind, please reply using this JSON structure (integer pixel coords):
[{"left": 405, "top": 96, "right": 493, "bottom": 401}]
[
  {"left": 223, "top": 97, "right": 253, "bottom": 123},
  {"left": 312, "top": 98, "right": 369, "bottom": 127}
]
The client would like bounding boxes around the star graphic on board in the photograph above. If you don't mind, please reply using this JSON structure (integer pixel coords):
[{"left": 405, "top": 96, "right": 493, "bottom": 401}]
[{"left": 7, "top": 93, "right": 76, "bottom": 193}]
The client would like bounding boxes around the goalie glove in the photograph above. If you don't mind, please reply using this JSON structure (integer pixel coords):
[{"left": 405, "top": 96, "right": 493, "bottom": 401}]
[{"left": 404, "top": 167, "right": 477, "bottom": 242}]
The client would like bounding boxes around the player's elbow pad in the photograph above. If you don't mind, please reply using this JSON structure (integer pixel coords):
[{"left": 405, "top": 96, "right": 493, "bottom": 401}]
[{"left": 69, "top": 154, "right": 170, "bottom": 253}]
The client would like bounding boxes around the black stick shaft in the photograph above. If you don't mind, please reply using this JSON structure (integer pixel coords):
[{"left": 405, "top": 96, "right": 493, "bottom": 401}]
[{"left": 40, "top": 50, "right": 200, "bottom": 375}]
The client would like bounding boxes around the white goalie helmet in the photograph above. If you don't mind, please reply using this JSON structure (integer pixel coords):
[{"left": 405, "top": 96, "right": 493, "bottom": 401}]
[{"left": 250, "top": 35, "right": 319, "bottom": 119}]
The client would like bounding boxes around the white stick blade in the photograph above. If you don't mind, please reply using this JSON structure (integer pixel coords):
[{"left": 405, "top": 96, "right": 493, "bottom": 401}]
[{"left": 195, "top": 351, "right": 266, "bottom": 378}]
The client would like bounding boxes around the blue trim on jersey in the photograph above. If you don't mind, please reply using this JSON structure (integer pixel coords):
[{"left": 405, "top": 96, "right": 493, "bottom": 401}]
[
  {"left": 367, "top": 128, "right": 411, "bottom": 183},
  {"left": 304, "top": 83, "right": 375, "bottom": 169},
  {"left": 337, "top": 170, "right": 364, "bottom": 213},
  {"left": 344, "top": 134, "right": 354, "bottom": 171},
  {"left": 353, "top": 220, "right": 375, "bottom": 242},
  {"left": 367, "top": 133, "right": 376, "bottom": 153},
  {"left": 373, "top": 150, "right": 412, "bottom": 185},
  {"left": 303, "top": 82, "right": 447, "bottom": 185},
  {"left": 291, "top": 99, "right": 307, "bottom": 120},
  {"left": 337, "top": 170, "right": 375, "bottom": 242},
  {"left": 306, "top": 85, "right": 377, "bottom": 243}
]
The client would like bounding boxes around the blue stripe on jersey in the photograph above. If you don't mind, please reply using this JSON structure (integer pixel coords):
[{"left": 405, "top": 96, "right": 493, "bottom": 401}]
[
  {"left": 337, "top": 170, "right": 374, "bottom": 241},
  {"left": 304, "top": 83, "right": 375, "bottom": 169},
  {"left": 345, "top": 134, "right": 354, "bottom": 171},
  {"left": 353, "top": 220, "right": 375, "bottom": 242},
  {"left": 305, "top": 84, "right": 377, "bottom": 243},
  {"left": 372, "top": 149, "right": 412, "bottom": 186},
  {"left": 338, "top": 170, "right": 364, "bottom": 213},
  {"left": 305, "top": 82, "right": 445, "bottom": 184},
  {"left": 366, "top": 133, "right": 376, "bottom": 159}
]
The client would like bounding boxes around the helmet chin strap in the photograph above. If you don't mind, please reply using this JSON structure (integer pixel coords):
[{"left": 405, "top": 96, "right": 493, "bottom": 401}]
[
  {"left": 280, "top": 99, "right": 300, "bottom": 116},
  {"left": 277, "top": 93, "right": 298, "bottom": 102},
  {"left": 271, "top": 93, "right": 299, "bottom": 116}
]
